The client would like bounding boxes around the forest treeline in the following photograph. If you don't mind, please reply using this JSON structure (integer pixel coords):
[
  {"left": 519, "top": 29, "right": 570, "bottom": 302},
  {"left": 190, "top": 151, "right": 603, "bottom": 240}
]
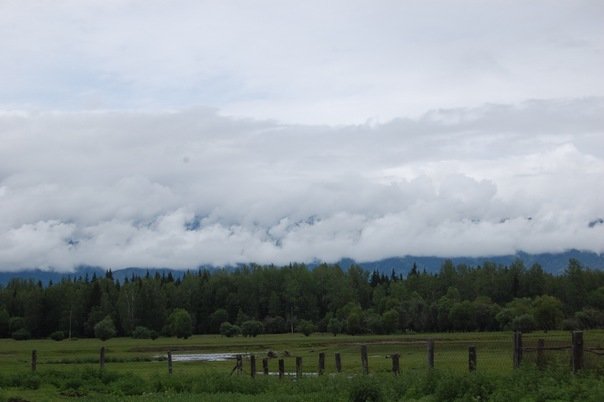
[{"left": 1, "top": 259, "right": 604, "bottom": 340}]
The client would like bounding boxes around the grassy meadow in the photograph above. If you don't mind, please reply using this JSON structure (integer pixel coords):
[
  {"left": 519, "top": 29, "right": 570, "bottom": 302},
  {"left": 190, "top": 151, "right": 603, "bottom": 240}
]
[{"left": 1, "top": 330, "right": 604, "bottom": 401}]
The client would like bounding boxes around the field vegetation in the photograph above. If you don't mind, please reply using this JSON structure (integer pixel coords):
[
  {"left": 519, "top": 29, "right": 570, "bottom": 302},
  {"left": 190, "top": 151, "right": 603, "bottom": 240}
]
[{"left": 1, "top": 331, "right": 604, "bottom": 401}]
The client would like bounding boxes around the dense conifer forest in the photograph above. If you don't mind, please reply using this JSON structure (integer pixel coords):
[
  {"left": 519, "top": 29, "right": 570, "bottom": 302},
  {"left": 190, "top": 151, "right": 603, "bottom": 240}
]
[{"left": 1, "top": 259, "right": 604, "bottom": 340}]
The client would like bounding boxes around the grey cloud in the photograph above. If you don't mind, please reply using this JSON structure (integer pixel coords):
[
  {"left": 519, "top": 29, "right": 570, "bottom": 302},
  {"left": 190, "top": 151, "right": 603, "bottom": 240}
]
[{"left": 0, "top": 98, "right": 603, "bottom": 270}]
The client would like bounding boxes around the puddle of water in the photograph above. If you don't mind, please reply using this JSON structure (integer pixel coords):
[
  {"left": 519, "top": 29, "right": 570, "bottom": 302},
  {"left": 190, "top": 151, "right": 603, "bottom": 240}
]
[
  {"left": 166, "top": 352, "right": 249, "bottom": 362},
  {"left": 266, "top": 372, "right": 318, "bottom": 377}
]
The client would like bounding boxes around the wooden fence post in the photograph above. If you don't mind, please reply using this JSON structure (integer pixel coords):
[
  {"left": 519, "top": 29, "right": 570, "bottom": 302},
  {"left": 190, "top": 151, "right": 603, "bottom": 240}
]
[
  {"left": 250, "top": 354, "right": 256, "bottom": 378},
  {"left": 536, "top": 339, "right": 545, "bottom": 369},
  {"left": 513, "top": 331, "right": 523, "bottom": 368},
  {"left": 427, "top": 340, "right": 434, "bottom": 369},
  {"left": 392, "top": 353, "right": 400, "bottom": 376},
  {"left": 296, "top": 356, "right": 303, "bottom": 379},
  {"left": 31, "top": 350, "right": 37, "bottom": 372},
  {"left": 360, "top": 345, "right": 369, "bottom": 375},
  {"left": 335, "top": 352, "right": 342, "bottom": 373},
  {"left": 236, "top": 354, "right": 243, "bottom": 375},
  {"left": 318, "top": 352, "right": 325, "bottom": 375},
  {"left": 278, "top": 359, "right": 285, "bottom": 379},
  {"left": 262, "top": 357, "right": 269, "bottom": 375},
  {"left": 572, "top": 331, "right": 583, "bottom": 373},
  {"left": 468, "top": 346, "right": 476, "bottom": 372},
  {"left": 100, "top": 346, "right": 105, "bottom": 370},
  {"left": 168, "top": 350, "right": 173, "bottom": 375}
]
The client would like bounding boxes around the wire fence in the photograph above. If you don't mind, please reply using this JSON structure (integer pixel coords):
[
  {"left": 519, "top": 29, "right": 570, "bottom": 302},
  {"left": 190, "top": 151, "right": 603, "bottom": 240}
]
[{"left": 14, "top": 331, "right": 604, "bottom": 379}]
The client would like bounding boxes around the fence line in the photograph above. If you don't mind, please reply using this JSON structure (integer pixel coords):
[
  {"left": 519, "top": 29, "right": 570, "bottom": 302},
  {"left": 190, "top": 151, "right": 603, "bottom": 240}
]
[{"left": 23, "top": 331, "right": 604, "bottom": 378}]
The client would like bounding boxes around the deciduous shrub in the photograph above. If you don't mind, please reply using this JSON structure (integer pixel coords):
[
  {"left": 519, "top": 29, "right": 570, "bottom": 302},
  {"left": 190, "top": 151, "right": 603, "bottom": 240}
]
[
  {"left": 511, "top": 314, "right": 537, "bottom": 332},
  {"left": 94, "top": 315, "right": 116, "bottom": 341},
  {"left": 219, "top": 322, "right": 241, "bottom": 337},
  {"left": 131, "top": 326, "right": 158, "bottom": 339},
  {"left": 167, "top": 309, "right": 193, "bottom": 339},
  {"left": 12, "top": 328, "right": 31, "bottom": 340},
  {"left": 49, "top": 330, "right": 65, "bottom": 341},
  {"left": 241, "top": 320, "right": 264, "bottom": 337},
  {"left": 296, "top": 319, "right": 315, "bottom": 336},
  {"left": 327, "top": 318, "right": 343, "bottom": 336}
]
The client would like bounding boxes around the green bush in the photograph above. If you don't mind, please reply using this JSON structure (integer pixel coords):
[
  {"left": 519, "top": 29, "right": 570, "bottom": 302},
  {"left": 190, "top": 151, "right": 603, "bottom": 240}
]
[
  {"left": 114, "top": 373, "right": 147, "bottom": 395},
  {"left": 131, "top": 325, "right": 158, "bottom": 339},
  {"left": 167, "top": 308, "right": 193, "bottom": 339},
  {"left": 296, "top": 319, "right": 316, "bottom": 336},
  {"left": 563, "top": 317, "right": 581, "bottom": 330},
  {"left": 61, "top": 375, "right": 84, "bottom": 391},
  {"left": 241, "top": 320, "right": 264, "bottom": 337},
  {"left": 348, "top": 376, "right": 383, "bottom": 402},
  {"left": 5, "top": 372, "right": 41, "bottom": 390},
  {"left": 150, "top": 373, "right": 194, "bottom": 393},
  {"left": 511, "top": 313, "right": 537, "bottom": 332},
  {"left": 23, "top": 374, "right": 41, "bottom": 390},
  {"left": 94, "top": 315, "right": 116, "bottom": 341},
  {"left": 327, "top": 318, "right": 343, "bottom": 336},
  {"left": 219, "top": 321, "right": 241, "bottom": 337},
  {"left": 49, "top": 330, "right": 65, "bottom": 341},
  {"left": 11, "top": 328, "right": 31, "bottom": 340}
]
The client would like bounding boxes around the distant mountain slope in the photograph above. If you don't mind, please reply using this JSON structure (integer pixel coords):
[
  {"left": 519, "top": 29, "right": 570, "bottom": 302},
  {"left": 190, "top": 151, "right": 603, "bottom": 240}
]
[
  {"left": 1, "top": 250, "right": 602, "bottom": 285},
  {"left": 0, "top": 266, "right": 190, "bottom": 286},
  {"left": 346, "top": 249, "right": 604, "bottom": 277}
]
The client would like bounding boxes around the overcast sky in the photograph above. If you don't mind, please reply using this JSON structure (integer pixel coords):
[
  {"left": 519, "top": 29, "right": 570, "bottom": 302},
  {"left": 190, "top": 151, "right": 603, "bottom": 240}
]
[{"left": 1, "top": 1, "right": 603, "bottom": 271}]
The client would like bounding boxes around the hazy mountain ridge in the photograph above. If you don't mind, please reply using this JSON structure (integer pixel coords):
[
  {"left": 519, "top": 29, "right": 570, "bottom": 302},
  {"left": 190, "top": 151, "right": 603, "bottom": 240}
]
[
  {"left": 346, "top": 249, "right": 604, "bottom": 276},
  {"left": 1, "top": 249, "right": 603, "bottom": 286}
]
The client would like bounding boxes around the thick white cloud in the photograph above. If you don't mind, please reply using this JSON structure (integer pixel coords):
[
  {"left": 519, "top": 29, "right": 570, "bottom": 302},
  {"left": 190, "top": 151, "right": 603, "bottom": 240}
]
[{"left": 0, "top": 99, "right": 603, "bottom": 270}]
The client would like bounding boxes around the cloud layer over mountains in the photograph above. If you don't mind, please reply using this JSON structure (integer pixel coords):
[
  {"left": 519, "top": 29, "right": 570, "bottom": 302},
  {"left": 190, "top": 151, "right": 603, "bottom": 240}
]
[{"left": 1, "top": 98, "right": 603, "bottom": 271}]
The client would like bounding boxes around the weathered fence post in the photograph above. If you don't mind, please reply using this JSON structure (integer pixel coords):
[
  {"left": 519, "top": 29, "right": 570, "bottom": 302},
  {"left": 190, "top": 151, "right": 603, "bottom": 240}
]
[
  {"left": 296, "top": 356, "right": 303, "bottom": 379},
  {"left": 318, "top": 352, "right": 325, "bottom": 375},
  {"left": 572, "top": 331, "right": 584, "bottom": 373},
  {"left": 392, "top": 353, "right": 400, "bottom": 376},
  {"left": 537, "top": 339, "right": 545, "bottom": 369},
  {"left": 250, "top": 354, "right": 256, "bottom": 378},
  {"left": 468, "top": 346, "right": 476, "bottom": 372},
  {"left": 236, "top": 354, "right": 243, "bottom": 374},
  {"left": 360, "top": 345, "right": 369, "bottom": 375},
  {"left": 168, "top": 350, "right": 173, "bottom": 375},
  {"left": 427, "top": 340, "right": 435, "bottom": 369},
  {"left": 31, "top": 350, "right": 37, "bottom": 372},
  {"left": 262, "top": 357, "right": 269, "bottom": 375},
  {"left": 513, "top": 331, "right": 523, "bottom": 368},
  {"left": 100, "top": 346, "right": 105, "bottom": 370},
  {"left": 278, "top": 359, "right": 285, "bottom": 379},
  {"left": 335, "top": 352, "right": 342, "bottom": 373}
]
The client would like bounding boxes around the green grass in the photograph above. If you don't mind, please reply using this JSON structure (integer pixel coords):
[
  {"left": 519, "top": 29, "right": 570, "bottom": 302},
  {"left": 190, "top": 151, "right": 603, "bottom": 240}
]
[{"left": 1, "top": 331, "right": 603, "bottom": 401}]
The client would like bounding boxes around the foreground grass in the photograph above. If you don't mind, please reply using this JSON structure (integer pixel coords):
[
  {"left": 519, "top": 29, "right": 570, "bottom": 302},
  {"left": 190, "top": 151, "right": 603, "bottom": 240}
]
[
  {"left": 1, "top": 331, "right": 604, "bottom": 401},
  {"left": 2, "top": 366, "right": 604, "bottom": 402}
]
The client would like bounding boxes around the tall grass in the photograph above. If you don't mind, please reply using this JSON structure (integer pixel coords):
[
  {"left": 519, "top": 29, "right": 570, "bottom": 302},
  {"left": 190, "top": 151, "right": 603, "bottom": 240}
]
[{"left": 2, "top": 365, "right": 604, "bottom": 402}]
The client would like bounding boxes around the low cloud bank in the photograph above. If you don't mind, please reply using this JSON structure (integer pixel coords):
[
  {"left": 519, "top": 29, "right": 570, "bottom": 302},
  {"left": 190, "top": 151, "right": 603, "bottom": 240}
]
[{"left": 1, "top": 98, "right": 603, "bottom": 271}]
